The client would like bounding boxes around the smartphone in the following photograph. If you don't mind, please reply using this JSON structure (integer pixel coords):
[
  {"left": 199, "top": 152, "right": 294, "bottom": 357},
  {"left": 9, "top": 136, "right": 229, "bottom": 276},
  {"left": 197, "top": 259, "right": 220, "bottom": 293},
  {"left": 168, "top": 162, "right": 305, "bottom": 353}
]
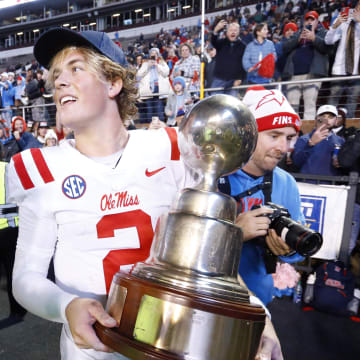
[
  {"left": 306, "top": 24, "right": 312, "bottom": 31},
  {"left": 150, "top": 55, "right": 156, "bottom": 60},
  {"left": 341, "top": 7, "right": 350, "bottom": 17},
  {"left": 349, "top": 8, "right": 354, "bottom": 19}
]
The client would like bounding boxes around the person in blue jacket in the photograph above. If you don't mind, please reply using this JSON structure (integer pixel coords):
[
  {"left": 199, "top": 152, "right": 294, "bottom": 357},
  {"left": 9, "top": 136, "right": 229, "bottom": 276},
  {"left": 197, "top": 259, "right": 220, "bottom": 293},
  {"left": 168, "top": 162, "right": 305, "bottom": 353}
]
[
  {"left": 242, "top": 23, "right": 277, "bottom": 84},
  {"left": 292, "top": 104, "right": 344, "bottom": 176},
  {"left": 11, "top": 116, "right": 42, "bottom": 150},
  {"left": 219, "top": 86, "right": 304, "bottom": 305}
]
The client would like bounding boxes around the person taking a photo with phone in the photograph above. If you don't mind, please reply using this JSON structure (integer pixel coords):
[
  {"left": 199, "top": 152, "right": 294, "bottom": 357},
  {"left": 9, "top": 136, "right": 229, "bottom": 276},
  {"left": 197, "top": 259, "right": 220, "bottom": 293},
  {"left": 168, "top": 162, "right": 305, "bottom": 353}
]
[
  {"left": 325, "top": 1, "right": 360, "bottom": 119},
  {"left": 281, "top": 11, "right": 332, "bottom": 120},
  {"left": 137, "top": 48, "right": 170, "bottom": 123}
]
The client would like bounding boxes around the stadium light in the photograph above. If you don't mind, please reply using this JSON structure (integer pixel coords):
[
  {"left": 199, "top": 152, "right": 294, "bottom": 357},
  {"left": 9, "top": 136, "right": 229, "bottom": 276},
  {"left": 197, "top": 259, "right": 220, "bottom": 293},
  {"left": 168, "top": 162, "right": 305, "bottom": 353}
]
[
  {"left": 112, "top": 13, "right": 120, "bottom": 17},
  {"left": 33, "top": 29, "right": 39, "bottom": 33},
  {"left": 63, "top": 23, "right": 70, "bottom": 27},
  {"left": 17, "top": 32, "right": 24, "bottom": 36},
  {"left": 143, "top": 13, "right": 151, "bottom": 17},
  {"left": 182, "top": 5, "right": 191, "bottom": 9},
  {"left": 89, "top": 22, "right": 96, "bottom": 26},
  {"left": 15, "top": 16, "right": 27, "bottom": 21},
  {"left": 135, "top": 9, "right": 142, "bottom": 13},
  {"left": 167, "top": 8, "right": 175, "bottom": 12},
  {"left": 70, "top": 26, "right": 77, "bottom": 30}
]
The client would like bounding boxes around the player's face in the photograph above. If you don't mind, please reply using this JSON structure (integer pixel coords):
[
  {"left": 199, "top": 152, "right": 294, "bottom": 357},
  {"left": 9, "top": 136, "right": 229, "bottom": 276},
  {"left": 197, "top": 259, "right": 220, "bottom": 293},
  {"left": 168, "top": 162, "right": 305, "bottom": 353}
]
[
  {"left": 249, "top": 127, "right": 297, "bottom": 175},
  {"left": 53, "top": 50, "right": 112, "bottom": 131}
]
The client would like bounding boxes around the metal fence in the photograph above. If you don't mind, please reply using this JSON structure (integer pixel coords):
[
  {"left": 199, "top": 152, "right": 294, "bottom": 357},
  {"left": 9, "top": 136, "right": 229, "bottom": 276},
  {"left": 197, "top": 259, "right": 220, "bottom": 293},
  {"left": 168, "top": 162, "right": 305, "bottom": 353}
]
[{"left": 1, "top": 75, "right": 359, "bottom": 128}]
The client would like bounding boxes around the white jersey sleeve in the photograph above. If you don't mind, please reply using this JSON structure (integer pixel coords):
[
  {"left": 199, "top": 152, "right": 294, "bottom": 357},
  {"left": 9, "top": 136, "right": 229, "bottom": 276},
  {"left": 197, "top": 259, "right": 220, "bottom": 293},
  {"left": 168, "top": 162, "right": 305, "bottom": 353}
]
[{"left": 8, "top": 148, "right": 78, "bottom": 323}]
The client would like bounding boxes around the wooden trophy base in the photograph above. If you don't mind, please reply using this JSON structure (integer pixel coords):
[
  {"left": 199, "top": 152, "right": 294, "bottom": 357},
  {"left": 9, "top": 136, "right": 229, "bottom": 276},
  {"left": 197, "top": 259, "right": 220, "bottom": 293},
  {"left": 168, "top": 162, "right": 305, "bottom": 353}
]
[
  {"left": 95, "top": 323, "right": 183, "bottom": 360},
  {"left": 95, "top": 271, "right": 265, "bottom": 360}
]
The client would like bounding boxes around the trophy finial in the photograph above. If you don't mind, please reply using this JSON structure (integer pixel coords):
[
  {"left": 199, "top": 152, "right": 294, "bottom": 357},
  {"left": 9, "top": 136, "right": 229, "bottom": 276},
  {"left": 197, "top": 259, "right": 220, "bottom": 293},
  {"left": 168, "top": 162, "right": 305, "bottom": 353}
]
[{"left": 178, "top": 94, "right": 258, "bottom": 191}]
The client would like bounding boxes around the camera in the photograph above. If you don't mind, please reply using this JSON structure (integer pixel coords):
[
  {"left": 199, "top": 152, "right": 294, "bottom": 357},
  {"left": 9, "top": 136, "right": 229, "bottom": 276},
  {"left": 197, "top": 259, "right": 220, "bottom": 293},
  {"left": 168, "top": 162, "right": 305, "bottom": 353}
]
[
  {"left": 253, "top": 202, "right": 323, "bottom": 257},
  {"left": 150, "top": 55, "right": 156, "bottom": 60}
]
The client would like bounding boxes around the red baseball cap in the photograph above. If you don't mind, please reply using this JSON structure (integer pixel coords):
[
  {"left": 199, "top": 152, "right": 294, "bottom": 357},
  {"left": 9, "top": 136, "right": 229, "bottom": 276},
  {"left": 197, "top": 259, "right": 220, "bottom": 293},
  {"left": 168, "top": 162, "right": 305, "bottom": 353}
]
[
  {"left": 305, "top": 11, "right": 319, "bottom": 20},
  {"left": 283, "top": 23, "right": 298, "bottom": 34}
]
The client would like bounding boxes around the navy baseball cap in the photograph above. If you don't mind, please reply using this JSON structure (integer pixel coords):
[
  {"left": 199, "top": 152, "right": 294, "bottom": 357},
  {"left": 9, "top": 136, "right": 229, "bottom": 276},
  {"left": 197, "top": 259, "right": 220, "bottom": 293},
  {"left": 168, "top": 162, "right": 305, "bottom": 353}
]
[{"left": 34, "top": 27, "right": 128, "bottom": 69}]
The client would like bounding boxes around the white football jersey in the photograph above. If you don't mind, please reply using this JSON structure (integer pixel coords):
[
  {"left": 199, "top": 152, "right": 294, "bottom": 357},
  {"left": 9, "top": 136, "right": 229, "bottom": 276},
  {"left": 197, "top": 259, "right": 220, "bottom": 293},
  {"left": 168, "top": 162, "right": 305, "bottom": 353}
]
[{"left": 8, "top": 128, "right": 194, "bottom": 330}]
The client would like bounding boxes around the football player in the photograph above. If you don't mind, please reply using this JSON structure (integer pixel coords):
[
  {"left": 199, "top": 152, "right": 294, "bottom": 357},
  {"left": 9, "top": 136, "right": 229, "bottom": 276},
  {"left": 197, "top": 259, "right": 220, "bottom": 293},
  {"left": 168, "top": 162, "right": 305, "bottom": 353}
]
[{"left": 7, "top": 28, "right": 282, "bottom": 360}]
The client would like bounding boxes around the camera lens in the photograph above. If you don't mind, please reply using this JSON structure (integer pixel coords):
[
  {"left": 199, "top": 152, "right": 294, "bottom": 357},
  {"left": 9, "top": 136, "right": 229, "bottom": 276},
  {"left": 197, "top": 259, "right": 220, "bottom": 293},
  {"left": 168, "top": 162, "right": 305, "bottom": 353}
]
[{"left": 272, "top": 217, "right": 322, "bottom": 256}]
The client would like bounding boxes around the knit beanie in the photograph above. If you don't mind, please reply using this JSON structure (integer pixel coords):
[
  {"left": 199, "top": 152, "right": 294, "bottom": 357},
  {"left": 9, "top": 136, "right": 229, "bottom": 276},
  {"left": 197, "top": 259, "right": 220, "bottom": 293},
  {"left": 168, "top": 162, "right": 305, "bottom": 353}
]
[
  {"left": 242, "top": 86, "right": 301, "bottom": 132},
  {"left": 173, "top": 76, "right": 186, "bottom": 89}
]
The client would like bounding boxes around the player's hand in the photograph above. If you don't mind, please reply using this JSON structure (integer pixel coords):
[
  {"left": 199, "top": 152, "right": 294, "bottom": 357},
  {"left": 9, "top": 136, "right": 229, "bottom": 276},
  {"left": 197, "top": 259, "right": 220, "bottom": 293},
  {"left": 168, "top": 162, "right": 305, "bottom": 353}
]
[
  {"left": 310, "top": 124, "right": 330, "bottom": 145},
  {"left": 265, "top": 229, "right": 291, "bottom": 256},
  {"left": 235, "top": 207, "right": 273, "bottom": 241},
  {"left": 255, "top": 316, "right": 284, "bottom": 360},
  {"left": 65, "top": 298, "right": 117, "bottom": 352}
]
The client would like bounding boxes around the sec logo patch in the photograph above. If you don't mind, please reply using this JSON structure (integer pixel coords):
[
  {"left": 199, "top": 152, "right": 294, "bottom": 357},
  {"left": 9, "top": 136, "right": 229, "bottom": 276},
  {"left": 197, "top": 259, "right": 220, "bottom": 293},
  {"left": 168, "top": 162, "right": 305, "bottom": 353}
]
[{"left": 62, "top": 175, "right": 86, "bottom": 199}]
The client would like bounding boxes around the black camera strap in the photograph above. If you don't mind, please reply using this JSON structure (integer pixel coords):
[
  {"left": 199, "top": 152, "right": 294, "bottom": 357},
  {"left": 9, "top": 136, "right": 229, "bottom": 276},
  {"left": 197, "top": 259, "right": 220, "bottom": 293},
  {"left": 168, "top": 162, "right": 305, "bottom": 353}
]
[
  {"left": 218, "top": 171, "right": 276, "bottom": 273},
  {"left": 218, "top": 171, "right": 273, "bottom": 204}
]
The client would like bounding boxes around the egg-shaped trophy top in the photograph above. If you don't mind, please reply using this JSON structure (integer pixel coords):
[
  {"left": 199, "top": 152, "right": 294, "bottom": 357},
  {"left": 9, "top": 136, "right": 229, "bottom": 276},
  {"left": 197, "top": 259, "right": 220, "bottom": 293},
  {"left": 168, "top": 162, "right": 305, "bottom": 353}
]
[{"left": 178, "top": 94, "right": 258, "bottom": 192}]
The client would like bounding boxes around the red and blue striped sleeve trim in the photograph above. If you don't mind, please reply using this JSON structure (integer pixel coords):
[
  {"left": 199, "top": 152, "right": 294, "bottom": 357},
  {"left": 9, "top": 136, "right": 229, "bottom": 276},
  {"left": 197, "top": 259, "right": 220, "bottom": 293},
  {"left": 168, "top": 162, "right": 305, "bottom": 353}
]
[{"left": 13, "top": 149, "right": 54, "bottom": 190}]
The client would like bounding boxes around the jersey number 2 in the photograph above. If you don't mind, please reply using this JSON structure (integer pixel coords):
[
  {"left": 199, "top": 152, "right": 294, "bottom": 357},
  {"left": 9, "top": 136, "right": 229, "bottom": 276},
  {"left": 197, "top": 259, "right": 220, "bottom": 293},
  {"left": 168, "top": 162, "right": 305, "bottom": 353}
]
[{"left": 97, "top": 210, "right": 154, "bottom": 293}]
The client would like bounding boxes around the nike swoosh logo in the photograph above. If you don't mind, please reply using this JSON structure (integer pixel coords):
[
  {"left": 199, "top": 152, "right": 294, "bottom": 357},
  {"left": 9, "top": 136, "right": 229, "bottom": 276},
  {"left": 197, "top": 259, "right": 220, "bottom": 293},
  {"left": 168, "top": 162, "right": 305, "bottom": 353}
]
[{"left": 145, "top": 167, "right": 166, "bottom": 177}]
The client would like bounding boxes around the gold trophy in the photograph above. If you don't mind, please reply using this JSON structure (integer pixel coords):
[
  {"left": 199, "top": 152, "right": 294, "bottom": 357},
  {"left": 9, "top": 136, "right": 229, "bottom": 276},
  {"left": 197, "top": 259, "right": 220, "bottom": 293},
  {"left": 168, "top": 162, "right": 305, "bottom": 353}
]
[{"left": 95, "top": 94, "right": 265, "bottom": 359}]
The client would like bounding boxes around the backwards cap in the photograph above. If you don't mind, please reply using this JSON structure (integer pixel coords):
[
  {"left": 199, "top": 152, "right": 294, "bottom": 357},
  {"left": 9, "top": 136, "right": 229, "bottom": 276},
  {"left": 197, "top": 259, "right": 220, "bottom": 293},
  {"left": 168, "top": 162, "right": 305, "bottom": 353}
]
[
  {"left": 242, "top": 86, "right": 301, "bottom": 132},
  {"left": 34, "top": 27, "right": 128, "bottom": 69}
]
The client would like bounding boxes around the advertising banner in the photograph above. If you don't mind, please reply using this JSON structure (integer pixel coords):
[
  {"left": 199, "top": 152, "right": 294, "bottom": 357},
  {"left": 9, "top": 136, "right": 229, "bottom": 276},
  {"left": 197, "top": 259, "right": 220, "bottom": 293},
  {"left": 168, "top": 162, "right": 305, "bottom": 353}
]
[{"left": 297, "top": 182, "right": 349, "bottom": 260}]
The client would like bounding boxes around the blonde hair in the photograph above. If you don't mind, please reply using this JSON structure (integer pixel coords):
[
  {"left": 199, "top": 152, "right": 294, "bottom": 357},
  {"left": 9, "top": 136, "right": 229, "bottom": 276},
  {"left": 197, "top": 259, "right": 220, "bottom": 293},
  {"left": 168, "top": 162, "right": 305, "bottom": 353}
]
[{"left": 47, "top": 46, "right": 138, "bottom": 122}]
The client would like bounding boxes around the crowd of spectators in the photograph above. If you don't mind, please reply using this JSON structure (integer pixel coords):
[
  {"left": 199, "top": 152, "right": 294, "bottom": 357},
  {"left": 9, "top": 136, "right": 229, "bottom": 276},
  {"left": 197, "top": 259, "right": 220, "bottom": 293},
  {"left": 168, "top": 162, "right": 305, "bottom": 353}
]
[{"left": 122, "top": 0, "right": 359, "bottom": 122}]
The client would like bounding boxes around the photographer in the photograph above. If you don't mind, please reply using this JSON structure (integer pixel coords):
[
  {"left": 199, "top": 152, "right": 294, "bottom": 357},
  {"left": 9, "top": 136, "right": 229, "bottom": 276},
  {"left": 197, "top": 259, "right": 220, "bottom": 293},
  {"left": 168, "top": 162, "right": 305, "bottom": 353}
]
[
  {"left": 325, "top": 1, "right": 360, "bottom": 118},
  {"left": 282, "top": 11, "right": 331, "bottom": 120},
  {"left": 137, "top": 48, "right": 170, "bottom": 122},
  {"left": 219, "top": 87, "right": 305, "bottom": 306}
]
